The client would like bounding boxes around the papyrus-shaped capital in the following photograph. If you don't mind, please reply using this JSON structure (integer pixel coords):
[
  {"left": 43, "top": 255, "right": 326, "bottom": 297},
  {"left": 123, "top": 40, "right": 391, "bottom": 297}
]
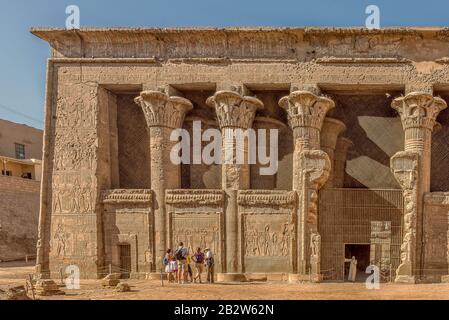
[
  {"left": 279, "top": 91, "right": 335, "bottom": 131},
  {"left": 391, "top": 92, "right": 447, "bottom": 131},
  {"left": 135, "top": 91, "right": 193, "bottom": 129},
  {"left": 207, "top": 90, "right": 263, "bottom": 129}
]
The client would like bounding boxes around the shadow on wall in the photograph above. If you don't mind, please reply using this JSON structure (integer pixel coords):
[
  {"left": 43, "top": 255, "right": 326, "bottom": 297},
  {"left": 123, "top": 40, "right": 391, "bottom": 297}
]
[
  {"left": 325, "top": 93, "right": 403, "bottom": 190},
  {"left": 346, "top": 116, "right": 403, "bottom": 190},
  {"left": 431, "top": 93, "right": 449, "bottom": 192}
]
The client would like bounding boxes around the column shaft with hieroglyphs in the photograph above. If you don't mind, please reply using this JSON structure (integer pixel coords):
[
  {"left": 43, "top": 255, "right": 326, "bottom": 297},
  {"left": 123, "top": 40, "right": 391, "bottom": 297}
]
[
  {"left": 207, "top": 91, "right": 263, "bottom": 281},
  {"left": 391, "top": 92, "right": 447, "bottom": 283},
  {"left": 279, "top": 90, "right": 334, "bottom": 281},
  {"left": 135, "top": 91, "right": 193, "bottom": 271}
]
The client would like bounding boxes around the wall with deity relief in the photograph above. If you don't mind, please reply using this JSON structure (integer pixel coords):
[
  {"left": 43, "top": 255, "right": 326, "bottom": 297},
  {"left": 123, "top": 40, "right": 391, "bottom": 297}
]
[
  {"left": 46, "top": 83, "right": 110, "bottom": 278},
  {"left": 422, "top": 193, "right": 449, "bottom": 282},
  {"left": 238, "top": 190, "right": 296, "bottom": 273}
]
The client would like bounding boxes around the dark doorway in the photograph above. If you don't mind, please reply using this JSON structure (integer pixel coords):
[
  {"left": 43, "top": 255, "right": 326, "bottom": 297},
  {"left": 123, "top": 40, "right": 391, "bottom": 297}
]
[
  {"left": 118, "top": 244, "right": 131, "bottom": 279},
  {"left": 344, "top": 244, "right": 370, "bottom": 282}
]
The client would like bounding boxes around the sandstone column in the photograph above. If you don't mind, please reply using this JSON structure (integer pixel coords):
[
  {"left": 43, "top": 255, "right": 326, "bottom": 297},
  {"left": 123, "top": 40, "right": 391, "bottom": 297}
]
[
  {"left": 320, "top": 118, "right": 346, "bottom": 188},
  {"left": 333, "top": 137, "right": 353, "bottom": 188},
  {"left": 207, "top": 90, "right": 263, "bottom": 281},
  {"left": 390, "top": 92, "right": 446, "bottom": 283},
  {"left": 135, "top": 91, "right": 193, "bottom": 272},
  {"left": 279, "top": 90, "right": 335, "bottom": 282}
]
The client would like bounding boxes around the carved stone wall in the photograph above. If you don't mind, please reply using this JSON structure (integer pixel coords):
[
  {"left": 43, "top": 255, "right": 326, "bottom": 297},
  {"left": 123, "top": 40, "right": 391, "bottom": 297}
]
[
  {"left": 102, "top": 189, "right": 153, "bottom": 278},
  {"left": 33, "top": 27, "right": 449, "bottom": 281},
  {"left": 166, "top": 189, "right": 225, "bottom": 272},
  {"left": 42, "top": 83, "right": 109, "bottom": 279},
  {"left": 422, "top": 193, "right": 449, "bottom": 282},
  {"left": 238, "top": 190, "right": 296, "bottom": 273}
]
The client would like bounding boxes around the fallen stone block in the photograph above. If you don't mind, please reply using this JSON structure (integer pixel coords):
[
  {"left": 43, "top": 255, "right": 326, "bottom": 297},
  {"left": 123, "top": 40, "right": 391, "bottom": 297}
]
[
  {"left": 0, "top": 285, "right": 31, "bottom": 300},
  {"left": 102, "top": 273, "right": 122, "bottom": 287},
  {"left": 35, "top": 280, "right": 65, "bottom": 296},
  {"left": 116, "top": 282, "right": 131, "bottom": 292}
]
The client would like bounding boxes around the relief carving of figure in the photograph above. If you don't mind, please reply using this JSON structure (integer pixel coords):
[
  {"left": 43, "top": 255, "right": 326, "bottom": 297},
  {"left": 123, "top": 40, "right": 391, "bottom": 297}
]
[
  {"left": 310, "top": 232, "right": 321, "bottom": 258},
  {"left": 280, "top": 223, "right": 291, "bottom": 256},
  {"left": 174, "top": 219, "right": 219, "bottom": 259},
  {"left": 54, "top": 224, "right": 68, "bottom": 258},
  {"left": 245, "top": 219, "right": 291, "bottom": 257}
]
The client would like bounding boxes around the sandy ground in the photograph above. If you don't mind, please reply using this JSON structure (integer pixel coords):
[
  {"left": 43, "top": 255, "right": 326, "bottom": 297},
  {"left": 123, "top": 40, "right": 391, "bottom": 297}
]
[{"left": 2, "top": 263, "right": 449, "bottom": 300}]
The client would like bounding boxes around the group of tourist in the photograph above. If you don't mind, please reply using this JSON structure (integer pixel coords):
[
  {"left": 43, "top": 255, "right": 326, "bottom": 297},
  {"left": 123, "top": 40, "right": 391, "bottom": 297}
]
[{"left": 163, "top": 242, "right": 215, "bottom": 284}]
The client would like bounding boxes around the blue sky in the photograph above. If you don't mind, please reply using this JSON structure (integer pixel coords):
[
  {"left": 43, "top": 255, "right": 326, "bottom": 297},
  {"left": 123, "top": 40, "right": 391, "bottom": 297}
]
[{"left": 0, "top": 0, "right": 448, "bottom": 129}]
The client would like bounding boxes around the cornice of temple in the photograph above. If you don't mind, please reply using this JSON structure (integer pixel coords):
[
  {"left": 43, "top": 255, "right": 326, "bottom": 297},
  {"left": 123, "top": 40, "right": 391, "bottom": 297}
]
[
  {"left": 31, "top": 27, "right": 449, "bottom": 61},
  {"left": 31, "top": 26, "right": 449, "bottom": 37}
]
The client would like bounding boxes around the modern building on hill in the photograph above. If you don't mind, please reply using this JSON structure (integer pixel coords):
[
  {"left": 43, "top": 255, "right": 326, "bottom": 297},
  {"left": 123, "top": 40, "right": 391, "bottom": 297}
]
[{"left": 0, "top": 118, "right": 43, "bottom": 262}]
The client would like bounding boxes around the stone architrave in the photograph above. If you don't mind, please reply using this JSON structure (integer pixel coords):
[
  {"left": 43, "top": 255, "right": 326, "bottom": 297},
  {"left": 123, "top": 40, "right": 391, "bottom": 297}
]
[
  {"left": 390, "top": 92, "right": 447, "bottom": 283},
  {"left": 135, "top": 91, "right": 193, "bottom": 271},
  {"left": 207, "top": 90, "right": 263, "bottom": 281},
  {"left": 279, "top": 90, "right": 334, "bottom": 281},
  {"left": 320, "top": 118, "right": 346, "bottom": 188}
]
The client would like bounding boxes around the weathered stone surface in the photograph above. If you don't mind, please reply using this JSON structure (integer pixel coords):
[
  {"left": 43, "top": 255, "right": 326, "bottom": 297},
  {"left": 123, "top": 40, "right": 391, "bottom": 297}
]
[
  {"left": 116, "top": 282, "right": 131, "bottom": 292},
  {"left": 102, "top": 274, "right": 122, "bottom": 287},
  {"left": 31, "top": 27, "right": 449, "bottom": 283},
  {"left": 0, "top": 176, "right": 40, "bottom": 261},
  {"left": 35, "top": 280, "right": 65, "bottom": 296},
  {"left": 0, "top": 286, "right": 31, "bottom": 301}
]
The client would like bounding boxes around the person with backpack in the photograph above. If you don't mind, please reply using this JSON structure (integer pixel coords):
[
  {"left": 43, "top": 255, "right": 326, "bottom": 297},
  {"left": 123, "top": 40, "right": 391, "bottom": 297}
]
[
  {"left": 175, "top": 242, "right": 188, "bottom": 284},
  {"left": 204, "top": 248, "right": 215, "bottom": 284},
  {"left": 192, "top": 247, "right": 205, "bottom": 283}
]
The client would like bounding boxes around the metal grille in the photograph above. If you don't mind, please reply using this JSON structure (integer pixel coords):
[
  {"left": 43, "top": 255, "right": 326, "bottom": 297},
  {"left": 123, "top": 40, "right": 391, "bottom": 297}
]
[
  {"left": 119, "top": 244, "right": 132, "bottom": 279},
  {"left": 319, "top": 188, "right": 403, "bottom": 281}
]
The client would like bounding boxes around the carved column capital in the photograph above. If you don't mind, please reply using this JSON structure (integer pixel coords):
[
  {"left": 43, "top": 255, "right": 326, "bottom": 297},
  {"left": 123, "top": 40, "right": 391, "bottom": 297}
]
[
  {"left": 135, "top": 90, "right": 193, "bottom": 129},
  {"left": 391, "top": 92, "right": 447, "bottom": 132},
  {"left": 206, "top": 90, "right": 263, "bottom": 129},
  {"left": 279, "top": 91, "right": 335, "bottom": 132}
]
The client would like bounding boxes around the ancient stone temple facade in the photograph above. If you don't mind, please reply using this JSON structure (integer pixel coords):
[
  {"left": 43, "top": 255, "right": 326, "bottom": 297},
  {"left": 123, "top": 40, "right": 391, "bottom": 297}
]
[{"left": 32, "top": 27, "right": 449, "bottom": 283}]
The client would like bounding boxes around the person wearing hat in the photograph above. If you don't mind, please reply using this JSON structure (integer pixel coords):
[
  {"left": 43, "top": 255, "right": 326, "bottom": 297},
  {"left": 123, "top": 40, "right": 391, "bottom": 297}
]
[{"left": 204, "top": 248, "right": 215, "bottom": 284}]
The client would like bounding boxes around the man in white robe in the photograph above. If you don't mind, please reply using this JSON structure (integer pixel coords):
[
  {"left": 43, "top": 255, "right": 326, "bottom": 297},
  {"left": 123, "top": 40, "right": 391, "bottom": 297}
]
[{"left": 344, "top": 256, "right": 357, "bottom": 282}]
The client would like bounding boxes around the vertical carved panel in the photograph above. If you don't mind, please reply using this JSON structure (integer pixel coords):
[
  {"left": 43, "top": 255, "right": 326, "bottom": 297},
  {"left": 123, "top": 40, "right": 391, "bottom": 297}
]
[
  {"left": 166, "top": 190, "right": 225, "bottom": 272},
  {"left": 238, "top": 191, "right": 296, "bottom": 274},
  {"left": 391, "top": 151, "right": 419, "bottom": 280},
  {"left": 48, "top": 83, "right": 103, "bottom": 278}
]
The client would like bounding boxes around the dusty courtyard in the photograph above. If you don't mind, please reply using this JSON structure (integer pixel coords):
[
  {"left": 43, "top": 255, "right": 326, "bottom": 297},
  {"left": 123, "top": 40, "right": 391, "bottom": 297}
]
[{"left": 1, "top": 263, "right": 449, "bottom": 300}]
